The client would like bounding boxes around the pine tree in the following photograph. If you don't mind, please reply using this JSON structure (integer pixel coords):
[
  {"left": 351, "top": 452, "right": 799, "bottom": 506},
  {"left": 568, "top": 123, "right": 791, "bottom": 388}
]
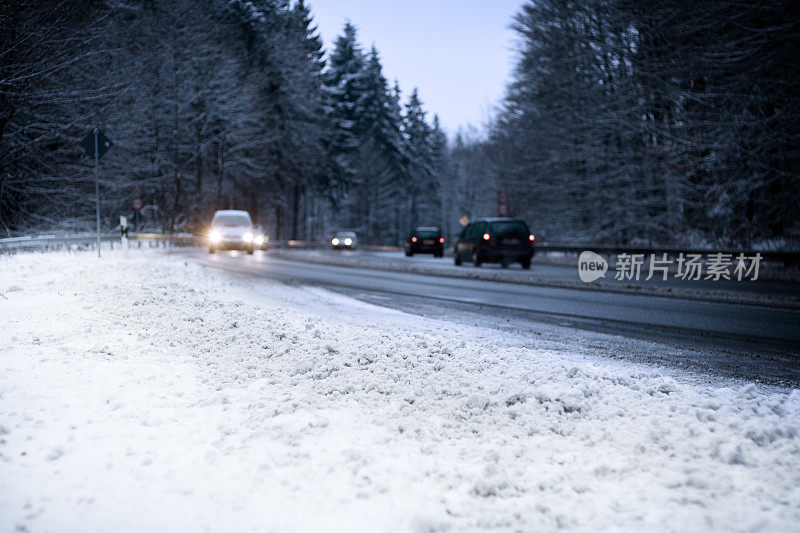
[
  {"left": 403, "top": 88, "right": 434, "bottom": 227},
  {"left": 323, "top": 22, "right": 370, "bottom": 231},
  {"left": 355, "top": 47, "right": 408, "bottom": 241},
  {"left": 429, "top": 114, "right": 447, "bottom": 228},
  {"left": 325, "top": 21, "right": 366, "bottom": 166}
]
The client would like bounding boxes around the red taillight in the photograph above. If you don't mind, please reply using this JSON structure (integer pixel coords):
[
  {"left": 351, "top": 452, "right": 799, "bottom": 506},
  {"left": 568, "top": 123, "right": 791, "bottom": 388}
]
[
  {"left": 439, "top": 237, "right": 444, "bottom": 243},
  {"left": 411, "top": 236, "right": 417, "bottom": 243},
  {"left": 529, "top": 234, "right": 535, "bottom": 242},
  {"left": 482, "top": 233, "right": 490, "bottom": 241}
]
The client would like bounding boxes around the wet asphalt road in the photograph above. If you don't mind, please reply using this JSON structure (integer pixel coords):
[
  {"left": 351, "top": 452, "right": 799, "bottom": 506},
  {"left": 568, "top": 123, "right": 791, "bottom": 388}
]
[
  {"left": 360, "top": 250, "right": 800, "bottom": 297},
  {"left": 182, "top": 249, "right": 800, "bottom": 385}
]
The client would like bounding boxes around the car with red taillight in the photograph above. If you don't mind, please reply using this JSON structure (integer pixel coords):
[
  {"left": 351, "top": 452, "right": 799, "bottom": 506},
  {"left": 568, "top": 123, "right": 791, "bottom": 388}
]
[
  {"left": 405, "top": 227, "right": 445, "bottom": 257},
  {"left": 453, "top": 218, "right": 534, "bottom": 269}
]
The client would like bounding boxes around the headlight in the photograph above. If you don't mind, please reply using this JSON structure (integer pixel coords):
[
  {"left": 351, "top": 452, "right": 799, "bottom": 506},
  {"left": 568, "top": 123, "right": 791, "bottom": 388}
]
[
  {"left": 254, "top": 235, "right": 264, "bottom": 245},
  {"left": 209, "top": 230, "right": 221, "bottom": 243},
  {"left": 331, "top": 238, "right": 340, "bottom": 246},
  {"left": 344, "top": 238, "right": 352, "bottom": 246},
  {"left": 243, "top": 232, "right": 253, "bottom": 243}
]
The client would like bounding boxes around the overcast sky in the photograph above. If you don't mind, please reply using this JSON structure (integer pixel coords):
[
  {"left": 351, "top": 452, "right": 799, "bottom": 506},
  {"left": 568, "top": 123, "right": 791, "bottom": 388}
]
[{"left": 309, "top": 0, "right": 524, "bottom": 136}]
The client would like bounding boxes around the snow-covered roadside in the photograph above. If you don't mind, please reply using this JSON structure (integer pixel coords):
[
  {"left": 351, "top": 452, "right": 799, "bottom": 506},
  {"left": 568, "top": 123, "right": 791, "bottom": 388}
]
[{"left": 1, "top": 250, "right": 799, "bottom": 532}]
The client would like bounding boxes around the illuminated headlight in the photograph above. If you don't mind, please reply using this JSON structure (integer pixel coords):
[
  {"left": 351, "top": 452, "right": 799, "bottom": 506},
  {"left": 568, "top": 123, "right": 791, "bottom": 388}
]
[
  {"left": 344, "top": 238, "right": 353, "bottom": 246},
  {"left": 331, "top": 238, "right": 340, "bottom": 246},
  {"left": 209, "top": 230, "right": 221, "bottom": 243},
  {"left": 243, "top": 232, "right": 253, "bottom": 243},
  {"left": 254, "top": 235, "right": 264, "bottom": 245}
]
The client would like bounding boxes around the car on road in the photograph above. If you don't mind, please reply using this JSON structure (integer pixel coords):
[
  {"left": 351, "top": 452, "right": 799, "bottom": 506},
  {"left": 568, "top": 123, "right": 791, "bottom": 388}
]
[
  {"left": 405, "top": 227, "right": 445, "bottom": 257},
  {"left": 331, "top": 231, "right": 358, "bottom": 250},
  {"left": 208, "top": 210, "right": 255, "bottom": 254},
  {"left": 454, "top": 217, "right": 534, "bottom": 269}
]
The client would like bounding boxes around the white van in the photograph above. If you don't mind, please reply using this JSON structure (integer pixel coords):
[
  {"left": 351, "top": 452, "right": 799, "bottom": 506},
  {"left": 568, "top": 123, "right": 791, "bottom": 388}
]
[{"left": 207, "top": 210, "right": 255, "bottom": 254}]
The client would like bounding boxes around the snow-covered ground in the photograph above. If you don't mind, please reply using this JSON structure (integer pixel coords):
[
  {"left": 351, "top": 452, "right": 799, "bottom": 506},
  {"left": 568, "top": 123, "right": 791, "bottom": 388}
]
[{"left": 1, "top": 249, "right": 799, "bottom": 532}]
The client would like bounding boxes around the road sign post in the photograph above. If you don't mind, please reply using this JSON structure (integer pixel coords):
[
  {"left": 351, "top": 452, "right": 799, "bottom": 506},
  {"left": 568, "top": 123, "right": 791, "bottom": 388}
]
[
  {"left": 120, "top": 215, "right": 129, "bottom": 257},
  {"left": 132, "top": 185, "right": 143, "bottom": 231},
  {"left": 94, "top": 130, "right": 100, "bottom": 257},
  {"left": 80, "top": 129, "right": 113, "bottom": 258},
  {"left": 497, "top": 191, "right": 509, "bottom": 217}
]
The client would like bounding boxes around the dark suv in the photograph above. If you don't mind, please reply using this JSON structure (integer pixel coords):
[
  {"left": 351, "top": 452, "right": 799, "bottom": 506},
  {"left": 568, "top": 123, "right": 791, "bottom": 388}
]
[
  {"left": 454, "top": 218, "right": 534, "bottom": 269},
  {"left": 405, "top": 227, "right": 445, "bottom": 257}
]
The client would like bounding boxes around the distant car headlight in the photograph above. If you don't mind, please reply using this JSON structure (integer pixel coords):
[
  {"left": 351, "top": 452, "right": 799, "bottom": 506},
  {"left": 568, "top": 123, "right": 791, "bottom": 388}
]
[
  {"left": 254, "top": 235, "right": 264, "bottom": 245},
  {"left": 344, "top": 238, "right": 353, "bottom": 246},
  {"left": 331, "top": 238, "right": 340, "bottom": 246},
  {"left": 209, "top": 230, "right": 221, "bottom": 243},
  {"left": 243, "top": 232, "right": 253, "bottom": 243}
]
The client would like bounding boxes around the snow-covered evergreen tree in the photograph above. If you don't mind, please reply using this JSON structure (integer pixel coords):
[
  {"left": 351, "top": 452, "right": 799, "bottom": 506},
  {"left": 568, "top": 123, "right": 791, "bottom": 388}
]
[
  {"left": 0, "top": 0, "right": 453, "bottom": 244},
  {"left": 403, "top": 88, "right": 436, "bottom": 228}
]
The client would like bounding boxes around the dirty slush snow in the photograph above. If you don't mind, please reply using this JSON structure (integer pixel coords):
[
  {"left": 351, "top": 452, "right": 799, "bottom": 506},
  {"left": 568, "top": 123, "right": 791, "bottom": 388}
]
[{"left": 1, "top": 250, "right": 799, "bottom": 532}]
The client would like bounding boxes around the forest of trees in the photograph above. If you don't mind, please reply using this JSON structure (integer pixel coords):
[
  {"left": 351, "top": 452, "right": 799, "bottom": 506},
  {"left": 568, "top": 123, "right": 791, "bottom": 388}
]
[
  {"left": 0, "top": 0, "right": 453, "bottom": 244},
  {"left": 2, "top": 0, "right": 798, "bottom": 247},
  {"left": 492, "top": 0, "right": 800, "bottom": 247}
]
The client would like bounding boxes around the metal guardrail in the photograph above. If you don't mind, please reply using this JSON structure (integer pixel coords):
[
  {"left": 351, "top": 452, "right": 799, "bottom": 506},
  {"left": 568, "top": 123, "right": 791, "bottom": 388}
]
[
  {"left": 535, "top": 244, "right": 800, "bottom": 266},
  {"left": 0, "top": 232, "right": 195, "bottom": 253},
  {"left": 2, "top": 233, "right": 798, "bottom": 266},
  {"left": 269, "top": 240, "right": 403, "bottom": 252},
  {"left": 0, "top": 234, "right": 402, "bottom": 253}
]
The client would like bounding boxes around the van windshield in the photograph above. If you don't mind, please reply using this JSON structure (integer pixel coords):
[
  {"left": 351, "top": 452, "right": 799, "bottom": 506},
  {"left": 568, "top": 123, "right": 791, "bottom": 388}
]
[
  {"left": 490, "top": 221, "right": 528, "bottom": 238},
  {"left": 214, "top": 214, "right": 251, "bottom": 227}
]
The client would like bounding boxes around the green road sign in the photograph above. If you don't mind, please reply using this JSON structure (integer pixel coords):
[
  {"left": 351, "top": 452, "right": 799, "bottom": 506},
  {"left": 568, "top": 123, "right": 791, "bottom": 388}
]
[{"left": 80, "top": 129, "right": 113, "bottom": 158}]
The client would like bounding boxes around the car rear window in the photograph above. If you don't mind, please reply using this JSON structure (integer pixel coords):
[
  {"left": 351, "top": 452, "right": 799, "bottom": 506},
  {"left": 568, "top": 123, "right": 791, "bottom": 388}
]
[
  {"left": 490, "top": 221, "right": 528, "bottom": 238},
  {"left": 415, "top": 230, "right": 439, "bottom": 239},
  {"left": 214, "top": 214, "right": 251, "bottom": 227},
  {"left": 465, "top": 223, "right": 482, "bottom": 240}
]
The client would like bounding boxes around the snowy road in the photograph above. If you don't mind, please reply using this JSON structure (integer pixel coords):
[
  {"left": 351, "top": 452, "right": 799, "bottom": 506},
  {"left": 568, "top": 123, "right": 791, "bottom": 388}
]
[
  {"left": 2, "top": 250, "right": 800, "bottom": 532},
  {"left": 186, "top": 250, "right": 800, "bottom": 385},
  {"left": 269, "top": 248, "right": 800, "bottom": 301}
]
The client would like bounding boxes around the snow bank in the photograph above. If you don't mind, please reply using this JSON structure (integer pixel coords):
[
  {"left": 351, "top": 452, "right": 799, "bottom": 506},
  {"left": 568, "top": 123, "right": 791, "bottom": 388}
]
[{"left": 1, "top": 250, "right": 799, "bottom": 531}]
